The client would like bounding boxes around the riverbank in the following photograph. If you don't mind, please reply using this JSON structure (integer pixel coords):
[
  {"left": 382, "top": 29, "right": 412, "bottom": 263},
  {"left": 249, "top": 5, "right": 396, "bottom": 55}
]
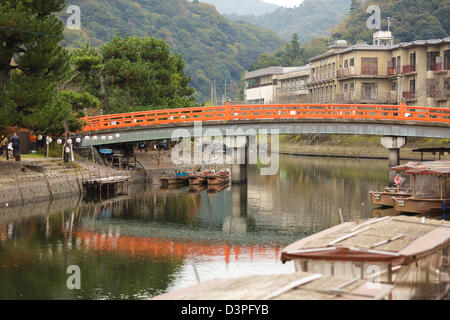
[
  {"left": 278, "top": 135, "right": 450, "bottom": 161},
  {"left": 0, "top": 151, "right": 221, "bottom": 208}
]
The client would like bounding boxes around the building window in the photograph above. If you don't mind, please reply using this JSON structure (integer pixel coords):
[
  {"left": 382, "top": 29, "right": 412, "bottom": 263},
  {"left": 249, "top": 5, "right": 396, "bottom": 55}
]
[
  {"left": 362, "top": 83, "right": 377, "bottom": 100},
  {"left": 410, "top": 79, "right": 416, "bottom": 93},
  {"left": 349, "top": 83, "right": 354, "bottom": 93},
  {"left": 410, "top": 52, "right": 416, "bottom": 67},
  {"left": 344, "top": 60, "right": 348, "bottom": 68},
  {"left": 444, "top": 51, "right": 450, "bottom": 70},
  {"left": 350, "top": 58, "right": 355, "bottom": 67},
  {"left": 361, "top": 58, "right": 378, "bottom": 75},
  {"left": 344, "top": 84, "right": 348, "bottom": 93},
  {"left": 427, "top": 52, "right": 440, "bottom": 71}
]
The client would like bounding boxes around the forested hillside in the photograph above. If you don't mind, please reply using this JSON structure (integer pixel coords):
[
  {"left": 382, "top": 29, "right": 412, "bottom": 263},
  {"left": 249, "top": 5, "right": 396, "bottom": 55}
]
[
  {"left": 332, "top": 0, "right": 449, "bottom": 43},
  {"left": 197, "top": 0, "right": 279, "bottom": 16},
  {"left": 227, "top": 0, "right": 351, "bottom": 41},
  {"left": 61, "top": 0, "right": 285, "bottom": 102}
]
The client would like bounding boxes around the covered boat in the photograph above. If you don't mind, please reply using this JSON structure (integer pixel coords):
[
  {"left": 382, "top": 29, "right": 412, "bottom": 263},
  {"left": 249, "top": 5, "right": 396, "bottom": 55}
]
[
  {"left": 151, "top": 272, "right": 393, "bottom": 300},
  {"left": 393, "top": 161, "right": 450, "bottom": 214},
  {"left": 369, "top": 162, "right": 420, "bottom": 207},
  {"left": 207, "top": 169, "right": 230, "bottom": 185},
  {"left": 281, "top": 216, "right": 450, "bottom": 300}
]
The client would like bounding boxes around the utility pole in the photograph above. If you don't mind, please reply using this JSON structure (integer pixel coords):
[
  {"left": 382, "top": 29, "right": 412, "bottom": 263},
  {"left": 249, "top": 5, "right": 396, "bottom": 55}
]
[
  {"left": 211, "top": 81, "right": 214, "bottom": 104},
  {"left": 213, "top": 80, "right": 216, "bottom": 105}
]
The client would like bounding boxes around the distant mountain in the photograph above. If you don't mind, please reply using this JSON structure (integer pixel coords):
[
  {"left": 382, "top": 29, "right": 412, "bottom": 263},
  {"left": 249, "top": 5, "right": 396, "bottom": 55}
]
[
  {"left": 61, "top": 0, "right": 285, "bottom": 102},
  {"left": 195, "top": 0, "right": 280, "bottom": 16},
  {"left": 227, "top": 0, "right": 351, "bottom": 41}
]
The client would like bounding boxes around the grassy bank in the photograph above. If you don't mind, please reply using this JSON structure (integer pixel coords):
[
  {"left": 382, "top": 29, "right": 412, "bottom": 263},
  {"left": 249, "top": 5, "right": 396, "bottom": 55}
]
[{"left": 278, "top": 135, "right": 450, "bottom": 161}]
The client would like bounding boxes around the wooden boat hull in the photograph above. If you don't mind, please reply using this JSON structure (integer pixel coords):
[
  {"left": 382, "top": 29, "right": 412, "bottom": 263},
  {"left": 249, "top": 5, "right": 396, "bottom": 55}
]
[
  {"left": 161, "top": 177, "right": 188, "bottom": 186},
  {"left": 371, "top": 206, "right": 399, "bottom": 218},
  {"left": 207, "top": 175, "right": 230, "bottom": 185},
  {"left": 369, "top": 191, "right": 411, "bottom": 207},
  {"left": 188, "top": 175, "right": 207, "bottom": 185},
  {"left": 393, "top": 197, "right": 447, "bottom": 214}
]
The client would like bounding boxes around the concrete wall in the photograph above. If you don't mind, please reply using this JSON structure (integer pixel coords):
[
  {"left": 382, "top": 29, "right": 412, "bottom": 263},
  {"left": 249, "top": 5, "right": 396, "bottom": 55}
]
[{"left": 245, "top": 85, "right": 275, "bottom": 104}]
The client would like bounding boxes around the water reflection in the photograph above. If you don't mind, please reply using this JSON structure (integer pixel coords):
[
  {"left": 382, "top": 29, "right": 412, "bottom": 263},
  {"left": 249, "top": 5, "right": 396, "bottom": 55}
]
[{"left": 0, "top": 155, "right": 389, "bottom": 299}]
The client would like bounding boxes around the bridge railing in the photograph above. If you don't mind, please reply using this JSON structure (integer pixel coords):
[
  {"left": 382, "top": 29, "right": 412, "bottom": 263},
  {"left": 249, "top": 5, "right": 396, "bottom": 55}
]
[{"left": 81, "top": 103, "right": 450, "bottom": 132}]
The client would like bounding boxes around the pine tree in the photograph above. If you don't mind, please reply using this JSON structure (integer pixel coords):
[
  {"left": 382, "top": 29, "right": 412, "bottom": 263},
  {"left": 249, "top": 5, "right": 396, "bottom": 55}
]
[
  {"left": 99, "top": 33, "right": 196, "bottom": 114},
  {"left": 0, "top": 0, "right": 70, "bottom": 133}
]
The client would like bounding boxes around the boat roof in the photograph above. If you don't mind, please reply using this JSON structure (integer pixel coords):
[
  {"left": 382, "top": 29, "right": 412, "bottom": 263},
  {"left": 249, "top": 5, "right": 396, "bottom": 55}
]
[
  {"left": 151, "top": 272, "right": 393, "bottom": 300},
  {"left": 281, "top": 216, "right": 450, "bottom": 265},
  {"left": 405, "top": 161, "right": 450, "bottom": 176},
  {"left": 390, "top": 162, "right": 421, "bottom": 172}
]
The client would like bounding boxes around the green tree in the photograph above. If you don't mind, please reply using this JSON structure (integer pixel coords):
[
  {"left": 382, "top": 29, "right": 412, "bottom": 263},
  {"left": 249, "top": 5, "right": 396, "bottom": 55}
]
[
  {"left": 0, "top": 0, "right": 73, "bottom": 134},
  {"left": 100, "top": 33, "right": 196, "bottom": 114}
]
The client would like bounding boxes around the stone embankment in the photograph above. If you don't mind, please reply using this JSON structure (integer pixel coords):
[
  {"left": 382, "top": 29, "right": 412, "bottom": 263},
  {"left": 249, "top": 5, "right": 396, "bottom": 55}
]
[
  {"left": 0, "top": 158, "right": 132, "bottom": 208},
  {"left": 0, "top": 150, "right": 224, "bottom": 208}
]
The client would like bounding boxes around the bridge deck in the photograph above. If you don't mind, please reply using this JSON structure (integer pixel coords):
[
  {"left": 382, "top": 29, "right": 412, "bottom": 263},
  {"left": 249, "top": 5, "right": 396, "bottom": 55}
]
[{"left": 79, "top": 104, "right": 450, "bottom": 146}]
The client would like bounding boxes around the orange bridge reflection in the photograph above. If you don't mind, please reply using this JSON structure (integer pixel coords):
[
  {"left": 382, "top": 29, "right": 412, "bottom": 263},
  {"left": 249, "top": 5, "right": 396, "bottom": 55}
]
[{"left": 76, "top": 231, "right": 282, "bottom": 264}]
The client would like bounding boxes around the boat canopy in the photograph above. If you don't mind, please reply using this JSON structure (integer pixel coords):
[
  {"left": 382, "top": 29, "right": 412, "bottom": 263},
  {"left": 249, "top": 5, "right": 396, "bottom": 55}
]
[
  {"left": 151, "top": 272, "right": 393, "bottom": 300},
  {"left": 281, "top": 216, "right": 450, "bottom": 265},
  {"left": 389, "top": 162, "right": 421, "bottom": 172}
]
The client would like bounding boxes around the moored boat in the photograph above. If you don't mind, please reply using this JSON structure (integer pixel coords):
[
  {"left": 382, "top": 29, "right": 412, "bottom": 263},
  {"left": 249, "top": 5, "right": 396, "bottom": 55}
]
[
  {"left": 207, "top": 169, "right": 230, "bottom": 185},
  {"left": 393, "top": 161, "right": 450, "bottom": 214},
  {"left": 369, "top": 162, "right": 420, "bottom": 207},
  {"left": 281, "top": 215, "right": 450, "bottom": 300},
  {"left": 188, "top": 170, "right": 213, "bottom": 185},
  {"left": 161, "top": 172, "right": 189, "bottom": 186}
]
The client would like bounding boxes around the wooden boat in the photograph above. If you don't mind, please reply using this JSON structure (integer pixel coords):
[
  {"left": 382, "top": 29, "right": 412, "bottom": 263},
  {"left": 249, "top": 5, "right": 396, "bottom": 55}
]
[
  {"left": 160, "top": 173, "right": 188, "bottom": 186},
  {"left": 207, "top": 169, "right": 230, "bottom": 185},
  {"left": 281, "top": 215, "right": 450, "bottom": 300},
  {"left": 152, "top": 272, "right": 394, "bottom": 300},
  {"left": 188, "top": 170, "right": 213, "bottom": 185},
  {"left": 393, "top": 161, "right": 450, "bottom": 214},
  {"left": 369, "top": 162, "right": 420, "bottom": 207}
]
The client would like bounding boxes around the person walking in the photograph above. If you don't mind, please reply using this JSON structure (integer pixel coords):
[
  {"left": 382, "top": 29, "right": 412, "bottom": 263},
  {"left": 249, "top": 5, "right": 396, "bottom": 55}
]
[
  {"left": 11, "top": 133, "right": 20, "bottom": 162},
  {"left": 0, "top": 136, "right": 7, "bottom": 159}
]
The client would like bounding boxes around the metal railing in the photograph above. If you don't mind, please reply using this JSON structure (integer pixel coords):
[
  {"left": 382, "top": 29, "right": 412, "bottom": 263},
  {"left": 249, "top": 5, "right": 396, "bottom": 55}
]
[
  {"left": 81, "top": 102, "right": 450, "bottom": 133},
  {"left": 403, "top": 65, "right": 416, "bottom": 74},
  {"left": 403, "top": 91, "right": 416, "bottom": 100}
]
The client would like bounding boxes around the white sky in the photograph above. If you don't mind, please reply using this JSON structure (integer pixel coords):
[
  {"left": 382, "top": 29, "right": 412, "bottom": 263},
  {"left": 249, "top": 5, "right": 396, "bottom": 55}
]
[{"left": 262, "top": 0, "right": 305, "bottom": 7}]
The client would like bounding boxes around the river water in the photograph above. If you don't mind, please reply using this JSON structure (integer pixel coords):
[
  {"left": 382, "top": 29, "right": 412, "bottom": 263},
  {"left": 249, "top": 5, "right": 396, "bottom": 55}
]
[{"left": 0, "top": 155, "right": 390, "bottom": 299}]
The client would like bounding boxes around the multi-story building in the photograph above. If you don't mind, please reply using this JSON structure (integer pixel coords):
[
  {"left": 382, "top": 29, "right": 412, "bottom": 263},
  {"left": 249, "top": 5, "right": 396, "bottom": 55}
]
[
  {"left": 308, "top": 32, "right": 450, "bottom": 108},
  {"left": 275, "top": 64, "right": 310, "bottom": 103},
  {"left": 244, "top": 66, "right": 309, "bottom": 104}
]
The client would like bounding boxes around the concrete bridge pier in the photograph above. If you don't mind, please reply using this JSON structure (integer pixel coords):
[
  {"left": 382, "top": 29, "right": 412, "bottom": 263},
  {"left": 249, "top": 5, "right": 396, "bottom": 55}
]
[
  {"left": 231, "top": 136, "right": 249, "bottom": 185},
  {"left": 381, "top": 136, "right": 407, "bottom": 185}
]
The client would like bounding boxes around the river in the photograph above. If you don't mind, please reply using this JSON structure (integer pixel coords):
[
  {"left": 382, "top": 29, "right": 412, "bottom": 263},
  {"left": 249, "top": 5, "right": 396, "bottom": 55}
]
[{"left": 0, "top": 155, "right": 389, "bottom": 299}]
